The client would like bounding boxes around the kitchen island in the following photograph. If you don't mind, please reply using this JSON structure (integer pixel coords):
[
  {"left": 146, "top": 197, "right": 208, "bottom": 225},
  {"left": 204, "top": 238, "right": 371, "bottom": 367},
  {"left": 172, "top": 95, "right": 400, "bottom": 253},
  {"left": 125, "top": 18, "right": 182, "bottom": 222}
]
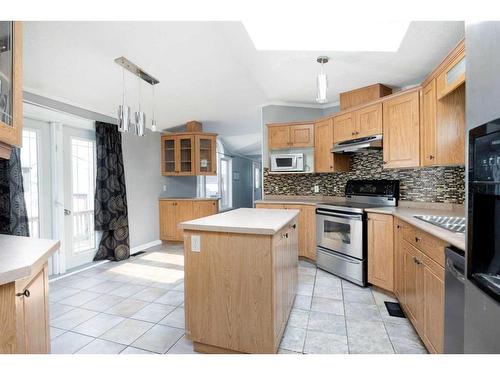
[{"left": 180, "top": 208, "right": 299, "bottom": 354}]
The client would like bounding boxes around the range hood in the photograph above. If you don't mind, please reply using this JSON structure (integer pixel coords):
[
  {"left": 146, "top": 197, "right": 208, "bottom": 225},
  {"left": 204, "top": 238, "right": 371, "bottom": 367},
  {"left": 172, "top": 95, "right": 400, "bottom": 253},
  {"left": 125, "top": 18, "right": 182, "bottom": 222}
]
[{"left": 332, "top": 134, "right": 383, "bottom": 154}]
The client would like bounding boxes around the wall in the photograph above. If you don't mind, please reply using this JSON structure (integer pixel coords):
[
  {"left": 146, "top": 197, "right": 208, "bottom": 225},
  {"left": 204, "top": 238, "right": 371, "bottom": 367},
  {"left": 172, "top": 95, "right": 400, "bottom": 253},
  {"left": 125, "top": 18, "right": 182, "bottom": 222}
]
[
  {"left": 464, "top": 21, "right": 500, "bottom": 353},
  {"left": 121, "top": 129, "right": 197, "bottom": 248},
  {"left": 264, "top": 151, "right": 465, "bottom": 204}
]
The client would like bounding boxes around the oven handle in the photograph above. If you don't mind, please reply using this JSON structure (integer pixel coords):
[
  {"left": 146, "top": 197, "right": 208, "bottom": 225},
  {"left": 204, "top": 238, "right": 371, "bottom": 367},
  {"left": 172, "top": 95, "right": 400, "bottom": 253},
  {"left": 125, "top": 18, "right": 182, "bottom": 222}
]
[
  {"left": 316, "top": 209, "right": 362, "bottom": 221},
  {"left": 318, "top": 248, "right": 361, "bottom": 264}
]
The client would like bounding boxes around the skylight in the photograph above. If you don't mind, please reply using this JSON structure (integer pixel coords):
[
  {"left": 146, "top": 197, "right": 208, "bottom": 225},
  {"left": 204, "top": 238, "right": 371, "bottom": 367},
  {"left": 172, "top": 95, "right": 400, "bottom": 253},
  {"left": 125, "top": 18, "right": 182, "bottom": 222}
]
[{"left": 242, "top": 20, "right": 410, "bottom": 52}]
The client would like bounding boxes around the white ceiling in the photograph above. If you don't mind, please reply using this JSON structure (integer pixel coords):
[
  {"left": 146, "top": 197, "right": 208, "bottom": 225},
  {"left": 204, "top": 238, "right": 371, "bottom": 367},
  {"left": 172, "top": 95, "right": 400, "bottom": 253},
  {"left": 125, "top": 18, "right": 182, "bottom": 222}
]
[{"left": 23, "top": 21, "right": 464, "bottom": 155}]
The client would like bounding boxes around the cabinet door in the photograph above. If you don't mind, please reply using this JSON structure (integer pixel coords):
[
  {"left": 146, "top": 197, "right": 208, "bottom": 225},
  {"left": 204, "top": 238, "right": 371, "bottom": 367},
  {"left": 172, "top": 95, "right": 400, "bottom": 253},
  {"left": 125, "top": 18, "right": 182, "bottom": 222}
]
[
  {"left": 436, "top": 44, "right": 465, "bottom": 100},
  {"left": 0, "top": 22, "right": 22, "bottom": 151},
  {"left": 283, "top": 205, "right": 306, "bottom": 258},
  {"left": 393, "top": 220, "right": 404, "bottom": 301},
  {"left": 176, "top": 201, "right": 194, "bottom": 241},
  {"left": 421, "top": 81, "right": 437, "bottom": 166},
  {"left": 177, "top": 135, "right": 195, "bottom": 176},
  {"left": 196, "top": 135, "right": 217, "bottom": 175},
  {"left": 159, "top": 201, "right": 178, "bottom": 240},
  {"left": 161, "top": 136, "right": 177, "bottom": 175},
  {"left": 289, "top": 124, "right": 314, "bottom": 147},
  {"left": 333, "top": 113, "right": 354, "bottom": 143},
  {"left": 423, "top": 261, "right": 445, "bottom": 353},
  {"left": 354, "top": 103, "right": 382, "bottom": 138},
  {"left": 303, "top": 206, "right": 317, "bottom": 261},
  {"left": 367, "top": 213, "right": 394, "bottom": 292},
  {"left": 314, "top": 119, "right": 334, "bottom": 173},
  {"left": 16, "top": 265, "right": 49, "bottom": 354},
  {"left": 382, "top": 91, "right": 420, "bottom": 168},
  {"left": 268, "top": 126, "right": 290, "bottom": 149},
  {"left": 194, "top": 200, "right": 218, "bottom": 219},
  {"left": 402, "top": 242, "right": 424, "bottom": 331}
]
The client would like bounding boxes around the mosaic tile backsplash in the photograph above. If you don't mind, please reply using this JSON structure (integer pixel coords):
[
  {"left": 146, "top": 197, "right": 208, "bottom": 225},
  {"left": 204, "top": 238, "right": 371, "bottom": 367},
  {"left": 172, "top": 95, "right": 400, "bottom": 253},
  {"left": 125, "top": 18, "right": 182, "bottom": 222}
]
[{"left": 264, "top": 151, "right": 465, "bottom": 204}]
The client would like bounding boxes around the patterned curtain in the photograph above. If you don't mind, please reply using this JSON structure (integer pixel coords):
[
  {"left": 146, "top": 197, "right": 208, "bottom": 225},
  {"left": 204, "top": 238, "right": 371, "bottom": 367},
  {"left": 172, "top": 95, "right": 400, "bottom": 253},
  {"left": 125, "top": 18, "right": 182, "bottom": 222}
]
[
  {"left": 93, "top": 121, "right": 130, "bottom": 261},
  {"left": 0, "top": 148, "right": 29, "bottom": 236}
]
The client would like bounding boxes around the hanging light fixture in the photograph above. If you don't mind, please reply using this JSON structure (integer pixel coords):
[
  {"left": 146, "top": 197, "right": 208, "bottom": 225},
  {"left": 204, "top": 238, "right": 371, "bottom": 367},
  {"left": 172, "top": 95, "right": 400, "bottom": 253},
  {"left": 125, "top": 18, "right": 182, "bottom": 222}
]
[
  {"left": 114, "top": 56, "right": 159, "bottom": 136},
  {"left": 135, "top": 76, "right": 146, "bottom": 136},
  {"left": 117, "top": 66, "right": 130, "bottom": 132},
  {"left": 315, "top": 56, "right": 329, "bottom": 104},
  {"left": 151, "top": 84, "right": 157, "bottom": 132}
]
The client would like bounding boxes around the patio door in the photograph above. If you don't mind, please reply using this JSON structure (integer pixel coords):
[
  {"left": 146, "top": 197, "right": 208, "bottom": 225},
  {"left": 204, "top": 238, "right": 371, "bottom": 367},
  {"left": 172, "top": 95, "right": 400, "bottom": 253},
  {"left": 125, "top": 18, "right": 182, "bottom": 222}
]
[{"left": 62, "top": 126, "right": 98, "bottom": 270}]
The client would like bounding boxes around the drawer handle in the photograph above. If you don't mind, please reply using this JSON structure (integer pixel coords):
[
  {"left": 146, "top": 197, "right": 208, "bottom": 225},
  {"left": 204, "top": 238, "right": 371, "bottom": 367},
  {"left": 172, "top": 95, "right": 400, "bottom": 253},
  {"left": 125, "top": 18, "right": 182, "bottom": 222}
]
[
  {"left": 16, "top": 289, "right": 30, "bottom": 298},
  {"left": 412, "top": 256, "right": 422, "bottom": 265},
  {"left": 415, "top": 236, "right": 421, "bottom": 242}
]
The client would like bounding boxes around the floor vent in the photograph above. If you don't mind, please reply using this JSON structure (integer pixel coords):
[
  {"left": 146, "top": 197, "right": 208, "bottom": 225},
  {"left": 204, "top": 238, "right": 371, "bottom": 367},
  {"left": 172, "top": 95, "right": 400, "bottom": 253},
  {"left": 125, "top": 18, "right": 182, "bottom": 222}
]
[
  {"left": 131, "top": 251, "right": 146, "bottom": 257},
  {"left": 384, "top": 301, "right": 406, "bottom": 318}
]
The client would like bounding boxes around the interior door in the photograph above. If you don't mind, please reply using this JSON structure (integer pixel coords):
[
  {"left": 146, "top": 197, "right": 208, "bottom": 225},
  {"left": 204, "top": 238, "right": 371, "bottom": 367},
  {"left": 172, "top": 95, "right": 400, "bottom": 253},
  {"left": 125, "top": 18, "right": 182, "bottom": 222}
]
[{"left": 63, "top": 126, "right": 97, "bottom": 270}]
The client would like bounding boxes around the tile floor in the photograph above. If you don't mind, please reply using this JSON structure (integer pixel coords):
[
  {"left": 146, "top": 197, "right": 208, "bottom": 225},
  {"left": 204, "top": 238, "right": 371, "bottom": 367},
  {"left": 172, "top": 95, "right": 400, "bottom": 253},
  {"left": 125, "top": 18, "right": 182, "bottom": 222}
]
[{"left": 48, "top": 243, "right": 427, "bottom": 354}]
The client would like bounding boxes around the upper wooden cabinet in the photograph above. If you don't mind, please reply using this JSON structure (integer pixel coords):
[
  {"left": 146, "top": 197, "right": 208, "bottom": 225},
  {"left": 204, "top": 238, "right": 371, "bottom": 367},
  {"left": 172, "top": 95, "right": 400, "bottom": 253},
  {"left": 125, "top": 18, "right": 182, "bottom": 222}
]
[
  {"left": 421, "top": 80, "right": 437, "bottom": 166},
  {"left": 382, "top": 91, "right": 420, "bottom": 169},
  {"left": 333, "top": 103, "right": 382, "bottom": 143},
  {"left": 0, "top": 22, "right": 23, "bottom": 159},
  {"left": 367, "top": 213, "right": 394, "bottom": 292},
  {"left": 268, "top": 123, "right": 314, "bottom": 149},
  {"left": 436, "top": 41, "right": 465, "bottom": 100},
  {"left": 314, "top": 118, "right": 350, "bottom": 173},
  {"left": 161, "top": 133, "right": 217, "bottom": 176},
  {"left": 339, "top": 83, "right": 392, "bottom": 110}
]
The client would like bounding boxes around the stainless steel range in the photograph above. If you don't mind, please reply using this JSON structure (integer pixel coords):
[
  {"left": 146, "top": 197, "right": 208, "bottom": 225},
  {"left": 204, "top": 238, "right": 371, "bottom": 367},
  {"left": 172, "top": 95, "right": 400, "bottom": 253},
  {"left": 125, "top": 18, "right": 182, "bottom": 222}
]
[{"left": 316, "top": 180, "right": 400, "bottom": 287}]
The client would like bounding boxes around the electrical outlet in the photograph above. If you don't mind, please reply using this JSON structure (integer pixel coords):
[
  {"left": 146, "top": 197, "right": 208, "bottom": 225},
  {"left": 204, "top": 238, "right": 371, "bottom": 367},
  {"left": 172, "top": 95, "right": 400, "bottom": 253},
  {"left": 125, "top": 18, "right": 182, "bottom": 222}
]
[
  {"left": 191, "top": 235, "right": 201, "bottom": 252},
  {"left": 314, "top": 185, "right": 320, "bottom": 193},
  {"left": 163, "top": 185, "right": 167, "bottom": 192}
]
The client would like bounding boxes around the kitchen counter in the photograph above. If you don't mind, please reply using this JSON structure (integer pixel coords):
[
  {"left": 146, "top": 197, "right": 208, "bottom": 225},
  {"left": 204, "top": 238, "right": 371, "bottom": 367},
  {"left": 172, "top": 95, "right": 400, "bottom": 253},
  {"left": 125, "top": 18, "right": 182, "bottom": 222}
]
[
  {"left": 365, "top": 205, "right": 466, "bottom": 251},
  {"left": 0, "top": 234, "right": 60, "bottom": 285},
  {"left": 180, "top": 207, "right": 299, "bottom": 235},
  {"left": 182, "top": 207, "right": 299, "bottom": 353},
  {"left": 257, "top": 195, "right": 466, "bottom": 250}
]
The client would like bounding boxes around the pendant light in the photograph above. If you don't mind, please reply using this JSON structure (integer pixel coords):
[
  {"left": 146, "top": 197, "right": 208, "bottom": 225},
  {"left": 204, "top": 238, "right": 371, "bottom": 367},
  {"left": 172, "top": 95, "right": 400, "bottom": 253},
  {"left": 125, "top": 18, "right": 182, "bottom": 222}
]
[
  {"left": 134, "top": 76, "right": 146, "bottom": 137},
  {"left": 316, "top": 56, "right": 329, "bottom": 104},
  {"left": 151, "top": 84, "right": 157, "bottom": 132},
  {"left": 118, "top": 67, "right": 130, "bottom": 132}
]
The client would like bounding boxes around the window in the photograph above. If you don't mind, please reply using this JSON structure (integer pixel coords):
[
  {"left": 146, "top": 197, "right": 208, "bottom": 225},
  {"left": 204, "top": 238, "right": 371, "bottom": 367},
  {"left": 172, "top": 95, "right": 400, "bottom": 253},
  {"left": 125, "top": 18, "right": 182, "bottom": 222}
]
[
  {"left": 197, "top": 139, "right": 233, "bottom": 210},
  {"left": 20, "top": 129, "right": 40, "bottom": 238},
  {"left": 71, "top": 138, "right": 96, "bottom": 252}
]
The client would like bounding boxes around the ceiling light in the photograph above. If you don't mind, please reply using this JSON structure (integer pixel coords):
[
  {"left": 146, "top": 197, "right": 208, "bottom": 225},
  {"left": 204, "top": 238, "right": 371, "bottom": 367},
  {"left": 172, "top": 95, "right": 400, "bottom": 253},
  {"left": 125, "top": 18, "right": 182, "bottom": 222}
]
[
  {"left": 242, "top": 20, "right": 410, "bottom": 52},
  {"left": 114, "top": 56, "right": 159, "bottom": 136},
  {"left": 316, "top": 56, "right": 328, "bottom": 104}
]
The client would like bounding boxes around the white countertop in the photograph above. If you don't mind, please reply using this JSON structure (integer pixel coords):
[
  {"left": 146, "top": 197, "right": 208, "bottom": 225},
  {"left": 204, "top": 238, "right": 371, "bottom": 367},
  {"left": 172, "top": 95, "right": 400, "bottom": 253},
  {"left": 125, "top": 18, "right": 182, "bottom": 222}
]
[
  {"left": 364, "top": 206, "right": 466, "bottom": 251},
  {"left": 180, "top": 207, "right": 299, "bottom": 235},
  {"left": 0, "top": 235, "right": 60, "bottom": 285}
]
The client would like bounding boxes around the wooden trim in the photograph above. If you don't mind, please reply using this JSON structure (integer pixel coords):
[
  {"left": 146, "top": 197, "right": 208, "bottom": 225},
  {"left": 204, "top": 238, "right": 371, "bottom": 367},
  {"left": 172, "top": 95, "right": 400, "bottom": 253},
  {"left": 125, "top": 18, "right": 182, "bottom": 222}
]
[
  {"left": 266, "top": 120, "right": 314, "bottom": 127},
  {"left": 0, "top": 22, "right": 23, "bottom": 148},
  {"left": 160, "top": 131, "right": 217, "bottom": 136},
  {"left": 422, "top": 38, "right": 465, "bottom": 87},
  {"left": 0, "top": 142, "right": 12, "bottom": 159}
]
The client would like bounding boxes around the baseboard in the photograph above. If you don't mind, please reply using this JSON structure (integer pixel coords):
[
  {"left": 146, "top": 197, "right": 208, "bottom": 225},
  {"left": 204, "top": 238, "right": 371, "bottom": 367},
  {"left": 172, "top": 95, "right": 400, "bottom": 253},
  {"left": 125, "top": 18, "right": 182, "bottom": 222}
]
[{"left": 130, "top": 239, "right": 162, "bottom": 255}]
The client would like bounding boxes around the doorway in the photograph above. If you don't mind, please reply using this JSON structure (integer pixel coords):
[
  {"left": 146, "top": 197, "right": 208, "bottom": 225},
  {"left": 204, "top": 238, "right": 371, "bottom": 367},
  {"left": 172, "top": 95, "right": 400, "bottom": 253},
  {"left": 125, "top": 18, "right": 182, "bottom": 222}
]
[{"left": 252, "top": 161, "right": 262, "bottom": 206}]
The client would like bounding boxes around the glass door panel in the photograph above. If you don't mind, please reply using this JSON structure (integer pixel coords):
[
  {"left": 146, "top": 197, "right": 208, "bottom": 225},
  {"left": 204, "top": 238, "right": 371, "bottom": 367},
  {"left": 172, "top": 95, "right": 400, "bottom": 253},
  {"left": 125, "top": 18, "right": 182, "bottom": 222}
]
[
  {"left": 179, "top": 136, "right": 193, "bottom": 174},
  {"left": 197, "top": 136, "right": 215, "bottom": 174},
  {"left": 163, "top": 138, "right": 175, "bottom": 173},
  {"left": 20, "top": 129, "right": 40, "bottom": 237},
  {"left": 0, "top": 22, "right": 13, "bottom": 127}
]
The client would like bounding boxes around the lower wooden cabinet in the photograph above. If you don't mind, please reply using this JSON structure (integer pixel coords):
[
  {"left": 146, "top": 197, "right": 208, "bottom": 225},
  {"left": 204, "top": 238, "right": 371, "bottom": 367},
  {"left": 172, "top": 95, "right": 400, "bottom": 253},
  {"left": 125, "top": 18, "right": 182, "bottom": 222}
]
[
  {"left": 256, "top": 203, "right": 316, "bottom": 261},
  {"left": 393, "top": 219, "right": 405, "bottom": 301},
  {"left": 397, "top": 220, "right": 445, "bottom": 354},
  {"left": 0, "top": 264, "right": 50, "bottom": 354},
  {"left": 367, "top": 213, "right": 394, "bottom": 292},
  {"left": 159, "top": 199, "right": 218, "bottom": 241}
]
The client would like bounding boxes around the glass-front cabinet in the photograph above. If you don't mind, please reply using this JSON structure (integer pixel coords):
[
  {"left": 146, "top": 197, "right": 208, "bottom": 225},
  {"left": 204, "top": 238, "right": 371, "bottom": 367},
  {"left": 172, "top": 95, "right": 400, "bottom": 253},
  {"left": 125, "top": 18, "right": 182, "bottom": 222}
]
[
  {"left": 0, "top": 21, "right": 22, "bottom": 158},
  {"left": 196, "top": 134, "right": 216, "bottom": 175},
  {"left": 161, "top": 133, "right": 217, "bottom": 176},
  {"left": 436, "top": 40, "right": 465, "bottom": 100}
]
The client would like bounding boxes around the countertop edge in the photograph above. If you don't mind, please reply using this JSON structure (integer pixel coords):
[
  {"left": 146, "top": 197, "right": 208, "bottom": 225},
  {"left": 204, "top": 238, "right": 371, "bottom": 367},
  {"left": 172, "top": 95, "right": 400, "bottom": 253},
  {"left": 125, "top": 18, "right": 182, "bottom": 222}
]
[
  {"left": 159, "top": 197, "right": 220, "bottom": 201},
  {"left": 365, "top": 208, "right": 465, "bottom": 251},
  {"left": 0, "top": 239, "right": 60, "bottom": 285}
]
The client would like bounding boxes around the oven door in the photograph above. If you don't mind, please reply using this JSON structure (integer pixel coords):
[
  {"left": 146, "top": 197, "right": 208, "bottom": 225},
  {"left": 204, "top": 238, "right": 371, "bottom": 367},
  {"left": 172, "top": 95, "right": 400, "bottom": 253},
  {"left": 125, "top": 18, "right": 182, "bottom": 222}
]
[{"left": 316, "top": 209, "right": 364, "bottom": 259}]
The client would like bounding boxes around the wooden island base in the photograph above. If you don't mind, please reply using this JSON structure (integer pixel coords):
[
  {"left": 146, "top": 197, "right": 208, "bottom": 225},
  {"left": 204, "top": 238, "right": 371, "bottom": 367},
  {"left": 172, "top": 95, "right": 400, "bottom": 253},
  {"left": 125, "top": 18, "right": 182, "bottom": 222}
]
[{"left": 182, "top": 208, "right": 299, "bottom": 354}]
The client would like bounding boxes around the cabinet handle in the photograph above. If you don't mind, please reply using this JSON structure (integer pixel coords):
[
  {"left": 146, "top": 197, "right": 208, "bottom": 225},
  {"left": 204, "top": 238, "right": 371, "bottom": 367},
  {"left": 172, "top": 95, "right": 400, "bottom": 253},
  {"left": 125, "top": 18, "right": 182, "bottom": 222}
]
[
  {"left": 16, "top": 289, "right": 30, "bottom": 298},
  {"left": 397, "top": 224, "right": 400, "bottom": 229},
  {"left": 330, "top": 165, "right": 333, "bottom": 169},
  {"left": 382, "top": 161, "right": 387, "bottom": 165},
  {"left": 285, "top": 233, "right": 289, "bottom": 238},
  {"left": 291, "top": 224, "right": 297, "bottom": 229},
  {"left": 429, "top": 155, "right": 434, "bottom": 160},
  {"left": 415, "top": 236, "right": 421, "bottom": 242}
]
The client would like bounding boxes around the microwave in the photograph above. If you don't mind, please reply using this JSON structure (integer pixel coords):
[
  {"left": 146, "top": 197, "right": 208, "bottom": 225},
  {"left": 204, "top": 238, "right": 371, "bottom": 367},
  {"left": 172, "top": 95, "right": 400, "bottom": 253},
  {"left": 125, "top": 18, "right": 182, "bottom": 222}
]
[{"left": 270, "top": 153, "right": 305, "bottom": 172}]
